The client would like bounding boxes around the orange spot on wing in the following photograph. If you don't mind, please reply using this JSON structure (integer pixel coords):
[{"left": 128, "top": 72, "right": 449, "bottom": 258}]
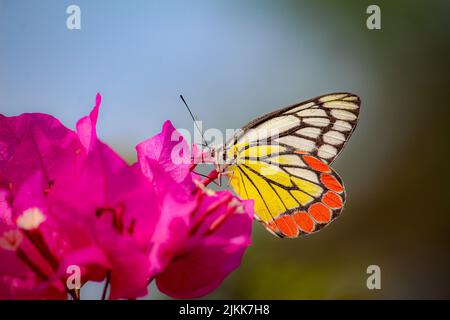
[
  {"left": 294, "top": 150, "right": 308, "bottom": 155},
  {"left": 275, "top": 215, "right": 299, "bottom": 238},
  {"left": 320, "top": 173, "right": 344, "bottom": 193},
  {"left": 267, "top": 221, "right": 280, "bottom": 234},
  {"left": 293, "top": 211, "right": 315, "bottom": 233},
  {"left": 322, "top": 191, "right": 343, "bottom": 209},
  {"left": 308, "top": 203, "right": 331, "bottom": 223},
  {"left": 303, "top": 155, "right": 330, "bottom": 173}
]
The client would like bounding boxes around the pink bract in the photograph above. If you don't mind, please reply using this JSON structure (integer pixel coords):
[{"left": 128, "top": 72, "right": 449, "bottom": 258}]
[
  {"left": 136, "top": 121, "right": 253, "bottom": 299},
  {"left": 0, "top": 97, "right": 253, "bottom": 300},
  {"left": 0, "top": 95, "right": 158, "bottom": 299}
]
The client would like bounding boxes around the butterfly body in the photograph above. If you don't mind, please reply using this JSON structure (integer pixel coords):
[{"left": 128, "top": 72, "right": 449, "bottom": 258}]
[{"left": 210, "top": 93, "right": 360, "bottom": 238}]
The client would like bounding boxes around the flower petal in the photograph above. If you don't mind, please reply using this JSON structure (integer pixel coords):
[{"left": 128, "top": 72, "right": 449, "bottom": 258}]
[{"left": 76, "top": 93, "right": 101, "bottom": 153}]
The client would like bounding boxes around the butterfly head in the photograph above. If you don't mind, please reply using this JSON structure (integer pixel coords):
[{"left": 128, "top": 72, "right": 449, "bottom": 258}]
[{"left": 205, "top": 144, "right": 236, "bottom": 174}]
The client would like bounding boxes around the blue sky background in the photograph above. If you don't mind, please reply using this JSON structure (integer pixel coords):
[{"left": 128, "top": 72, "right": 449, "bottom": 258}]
[{"left": 0, "top": 0, "right": 372, "bottom": 151}]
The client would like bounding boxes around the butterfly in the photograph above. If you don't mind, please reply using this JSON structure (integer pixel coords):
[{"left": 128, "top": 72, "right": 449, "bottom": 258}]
[{"left": 211, "top": 92, "right": 360, "bottom": 238}]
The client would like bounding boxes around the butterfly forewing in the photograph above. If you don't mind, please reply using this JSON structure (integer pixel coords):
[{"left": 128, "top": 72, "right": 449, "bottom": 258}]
[{"left": 226, "top": 92, "right": 360, "bottom": 164}]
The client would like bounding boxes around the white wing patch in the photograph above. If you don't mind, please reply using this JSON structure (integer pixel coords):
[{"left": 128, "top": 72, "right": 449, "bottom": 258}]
[
  {"left": 323, "top": 130, "right": 346, "bottom": 145},
  {"left": 297, "top": 109, "right": 328, "bottom": 117},
  {"left": 275, "top": 136, "right": 316, "bottom": 152},
  {"left": 255, "top": 115, "right": 299, "bottom": 131},
  {"left": 303, "top": 117, "right": 330, "bottom": 127},
  {"left": 323, "top": 101, "right": 359, "bottom": 110},
  {"left": 318, "top": 93, "right": 348, "bottom": 102},
  {"left": 285, "top": 167, "right": 319, "bottom": 183},
  {"left": 237, "top": 115, "right": 299, "bottom": 143},
  {"left": 318, "top": 144, "right": 338, "bottom": 159},
  {"left": 296, "top": 127, "right": 322, "bottom": 139},
  {"left": 289, "top": 102, "right": 316, "bottom": 113},
  {"left": 333, "top": 120, "right": 353, "bottom": 132},
  {"left": 330, "top": 109, "right": 357, "bottom": 121}
]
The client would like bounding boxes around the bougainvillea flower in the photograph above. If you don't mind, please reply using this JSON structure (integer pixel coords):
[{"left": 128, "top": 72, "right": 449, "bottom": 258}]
[
  {"left": 155, "top": 189, "right": 253, "bottom": 298},
  {"left": 1, "top": 96, "right": 253, "bottom": 300},
  {"left": 0, "top": 95, "right": 159, "bottom": 299},
  {"left": 136, "top": 120, "right": 195, "bottom": 191},
  {"left": 0, "top": 108, "right": 82, "bottom": 199},
  {"left": 47, "top": 95, "right": 166, "bottom": 299},
  {"left": 136, "top": 121, "right": 253, "bottom": 298},
  {"left": 0, "top": 181, "right": 69, "bottom": 299},
  {"left": 0, "top": 101, "right": 94, "bottom": 299}
]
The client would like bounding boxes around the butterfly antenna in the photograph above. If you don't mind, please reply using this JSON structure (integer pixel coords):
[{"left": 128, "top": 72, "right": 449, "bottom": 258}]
[{"left": 180, "top": 95, "right": 210, "bottom": 148}]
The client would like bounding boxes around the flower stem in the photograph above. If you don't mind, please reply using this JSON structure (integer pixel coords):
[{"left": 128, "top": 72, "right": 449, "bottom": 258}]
[
  {"left": 101, "top": 271, "right": 111, "bottom": 300},
  {"left": 69, "top": 288, "right": 80, "bottom": 300}
]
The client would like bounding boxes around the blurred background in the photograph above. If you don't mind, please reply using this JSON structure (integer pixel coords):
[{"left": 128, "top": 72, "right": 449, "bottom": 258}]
[{"left": 1, "top": 0, "right": 449, "bottom": 299}]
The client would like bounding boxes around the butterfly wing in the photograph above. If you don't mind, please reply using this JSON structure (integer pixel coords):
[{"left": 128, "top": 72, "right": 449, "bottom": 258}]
[
  {"left": 224, "top": 92, "right": 360, "bottom": 164},
  {"left": 227, "top": 147, "right": 346, "bottom": 238},
  {"left": 223, "top": 93, "right": 360, "bottom": 237}
]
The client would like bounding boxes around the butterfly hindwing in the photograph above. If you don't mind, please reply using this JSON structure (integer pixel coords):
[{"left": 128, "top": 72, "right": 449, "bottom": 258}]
[{"left": 228, "top": 149, "right": 346, "bottom": 238}]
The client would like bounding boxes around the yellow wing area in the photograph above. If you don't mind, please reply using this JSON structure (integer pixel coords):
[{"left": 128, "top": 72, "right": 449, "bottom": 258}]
[
  {"left": 228, "top": 161, "right": 319, "bottom": 223},
  {"left": 226, "top": 143, "right": 346, "bottom": 238}
]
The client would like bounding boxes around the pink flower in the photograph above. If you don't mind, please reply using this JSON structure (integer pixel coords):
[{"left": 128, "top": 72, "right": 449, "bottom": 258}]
[
  {"left": 136, "top": 120, "right": 195, "bottom": 191},
  {"left": 136, "top": 121, "right": 253, "bottom": 298},
  {"left": 0, "top": 95, "right": 159, "bottom": 299},
  {"left": 0, "top": 97, "right": 253, "bottom": 300},
  {"left": 155, "top": 189, "right": 253, "bottom": 298},
  {"left": 43, "top": 98, "right": 158, "bottom": 299},
  {"left": 0, "top": 109, "right": 82, "bottom": 199},
  {"left": 0, "top": 101, "right": 91, "bottom": 299},
  {"left": 0, "top": 187, "right": 68, "bottom": 299}
]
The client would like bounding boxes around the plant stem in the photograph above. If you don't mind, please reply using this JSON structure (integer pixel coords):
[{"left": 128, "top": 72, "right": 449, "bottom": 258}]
[{"left": 101, "top": 271, "right": 111, "bottom": 300}]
